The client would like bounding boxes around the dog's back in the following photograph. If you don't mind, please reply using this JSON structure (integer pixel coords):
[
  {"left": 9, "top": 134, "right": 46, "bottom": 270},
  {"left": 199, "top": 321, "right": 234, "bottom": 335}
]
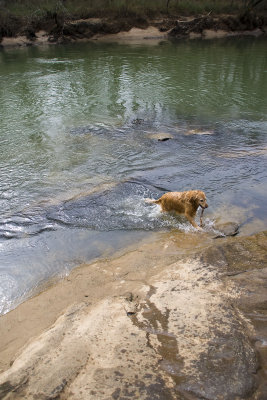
[
  {"left": 154, "top": 192, "right": 187, "bottom": 213},
  {"left": 145, "top": 192, "right": 187, "bottom": 212}
]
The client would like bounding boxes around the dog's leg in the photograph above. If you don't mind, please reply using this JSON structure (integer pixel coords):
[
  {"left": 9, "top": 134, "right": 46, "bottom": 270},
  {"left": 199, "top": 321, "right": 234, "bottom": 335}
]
[{"left": 185, "top": 213, "right": 203, "bottom": 231}]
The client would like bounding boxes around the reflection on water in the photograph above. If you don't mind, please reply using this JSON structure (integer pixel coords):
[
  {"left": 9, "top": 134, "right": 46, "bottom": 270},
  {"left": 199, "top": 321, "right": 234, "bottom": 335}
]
[{"left": 0, "top": 37, "right": 267, "bottom": 313}]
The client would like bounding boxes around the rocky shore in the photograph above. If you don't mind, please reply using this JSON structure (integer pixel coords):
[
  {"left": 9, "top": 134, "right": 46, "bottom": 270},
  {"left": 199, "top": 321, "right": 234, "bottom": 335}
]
[
  {"left": 1, "top": 13, "right": 267, "bottom": 47},
  {"left": 0, "top": 230, "right": 266, "bottom": 399}
]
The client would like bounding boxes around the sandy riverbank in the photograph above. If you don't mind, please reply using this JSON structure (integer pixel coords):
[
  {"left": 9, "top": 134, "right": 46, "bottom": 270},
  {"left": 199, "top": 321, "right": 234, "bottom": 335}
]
[
  {"left": 0, "top": 230, "right": 266, "bottom": 399},
  {"left": 0, "top": 26, "right": 168, "bottom": 47},
  {"left": 0, "top": 27, "right": 264, "bottom": 49},
  {"left": 1, "top": 15, "right": 266, "bottom": 48}
]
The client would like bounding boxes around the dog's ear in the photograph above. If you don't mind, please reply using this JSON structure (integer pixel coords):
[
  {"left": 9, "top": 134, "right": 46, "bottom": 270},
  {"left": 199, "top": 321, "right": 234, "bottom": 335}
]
[
  {"left": 186, "top": 190, "right": 198, "bottom": 205},
  {"left": 193, "top": 191, "right": 201, "bottom": 200},
  {"left": 195, "top": 190, "right": 206, "bottom": 200},
  {"left": 188, "top": 191, "right": 200, "bottom": 205}
]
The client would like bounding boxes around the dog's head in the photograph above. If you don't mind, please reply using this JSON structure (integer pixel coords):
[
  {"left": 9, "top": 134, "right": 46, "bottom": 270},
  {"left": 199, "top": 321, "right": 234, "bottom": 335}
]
[{"left": 192, "top": 190, "right": 208, "bottom": 209}]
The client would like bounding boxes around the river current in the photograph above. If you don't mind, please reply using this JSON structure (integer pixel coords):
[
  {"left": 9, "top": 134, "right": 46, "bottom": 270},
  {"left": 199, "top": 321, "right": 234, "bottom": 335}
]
[{"left": 0, "top": 37, "right": 267, "bottom": 314}]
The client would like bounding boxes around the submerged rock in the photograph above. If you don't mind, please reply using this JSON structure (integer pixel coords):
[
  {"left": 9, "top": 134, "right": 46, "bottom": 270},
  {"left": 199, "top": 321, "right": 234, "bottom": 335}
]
[
  {"left": 213, "top": 221, "right": 240, "bottom": 238},
  {"left": 184, "top": 128, "right": 214, "bottom": 135},
  {"left": 146, "top": 132, "right": 174, "bottom": 141},
  {"left": 131, "top": 118, "right": 144, "bottom": 125}
]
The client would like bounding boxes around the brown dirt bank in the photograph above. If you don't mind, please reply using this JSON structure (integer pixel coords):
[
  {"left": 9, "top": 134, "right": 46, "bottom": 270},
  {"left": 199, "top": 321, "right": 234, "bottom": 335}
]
[
  {"left": 1, "top": 13, "right": 267, "bottom": 47},
  {"left": 0, "top": 230, "right": 266, "bottom": 399}
]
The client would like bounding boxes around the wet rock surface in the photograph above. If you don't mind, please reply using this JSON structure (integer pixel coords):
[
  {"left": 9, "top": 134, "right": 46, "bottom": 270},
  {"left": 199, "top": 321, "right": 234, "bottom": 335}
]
[
  {"left": 200, "top": 230, "right": 267, "bottom": 273},
  {"left": 213, "top": 221, "right": 240, "bottom": 238},
  {"left": 0, "top": 300, "right": 176, "bottom": 400},
  {"left": 0, "top": 231, "right": 266, "bottom": 399},
  {"left": 133, "top": 262, "right": 257, "bottom": 400}
]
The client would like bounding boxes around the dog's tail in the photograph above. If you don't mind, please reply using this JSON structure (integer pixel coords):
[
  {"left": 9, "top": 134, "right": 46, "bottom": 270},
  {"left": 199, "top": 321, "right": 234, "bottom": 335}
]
[{"left": 145, "top": 198, "right": 160, "bottom": 204}]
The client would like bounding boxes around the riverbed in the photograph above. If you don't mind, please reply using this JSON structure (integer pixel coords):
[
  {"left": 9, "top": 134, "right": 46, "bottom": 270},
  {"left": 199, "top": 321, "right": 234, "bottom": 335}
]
[{"left": 0, "top": 36, "right": 267, "bottom": 314}]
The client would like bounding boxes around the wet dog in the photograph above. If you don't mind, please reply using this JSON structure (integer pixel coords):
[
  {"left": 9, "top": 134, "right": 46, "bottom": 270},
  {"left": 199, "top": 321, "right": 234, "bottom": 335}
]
[{"left": 146, "top": 190, "right": 208, "bottom": 230}]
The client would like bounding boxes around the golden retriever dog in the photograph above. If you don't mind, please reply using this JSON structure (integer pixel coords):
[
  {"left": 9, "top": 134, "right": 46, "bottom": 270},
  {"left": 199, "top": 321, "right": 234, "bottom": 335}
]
[{"left": 146, "top": 190, "right": 208, "bottom": 230}]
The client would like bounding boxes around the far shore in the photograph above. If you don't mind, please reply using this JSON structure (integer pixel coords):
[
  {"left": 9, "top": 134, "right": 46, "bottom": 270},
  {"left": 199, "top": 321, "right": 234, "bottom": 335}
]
[{"left": 1, "top": 16, "right": 266, "bottom": 49}]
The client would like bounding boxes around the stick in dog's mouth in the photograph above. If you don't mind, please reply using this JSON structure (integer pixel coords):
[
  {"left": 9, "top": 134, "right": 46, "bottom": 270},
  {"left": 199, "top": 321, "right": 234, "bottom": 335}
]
[{"left": 200, "top": 207, "right": 205, "bottom": 227}]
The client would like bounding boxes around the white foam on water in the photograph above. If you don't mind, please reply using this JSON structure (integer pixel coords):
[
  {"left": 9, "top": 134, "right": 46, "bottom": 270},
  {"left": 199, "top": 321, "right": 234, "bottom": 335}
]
[
  {"left": 123, "top": 196, "right": 212, "bottom": 233},
  {"left": 0, "top": 274, "right": 19, "bottom": 315}
]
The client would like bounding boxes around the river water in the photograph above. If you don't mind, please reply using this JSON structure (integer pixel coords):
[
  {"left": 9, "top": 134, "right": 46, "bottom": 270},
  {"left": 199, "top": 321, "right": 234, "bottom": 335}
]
[{"left": 0, "top": 37, "right": 267, "bottom": 314}]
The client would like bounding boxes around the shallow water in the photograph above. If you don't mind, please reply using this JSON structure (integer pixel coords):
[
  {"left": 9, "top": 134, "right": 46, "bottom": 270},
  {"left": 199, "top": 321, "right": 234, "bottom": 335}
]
[{"left": 0, "top": 37, "right": 267, "bottom": 314}]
